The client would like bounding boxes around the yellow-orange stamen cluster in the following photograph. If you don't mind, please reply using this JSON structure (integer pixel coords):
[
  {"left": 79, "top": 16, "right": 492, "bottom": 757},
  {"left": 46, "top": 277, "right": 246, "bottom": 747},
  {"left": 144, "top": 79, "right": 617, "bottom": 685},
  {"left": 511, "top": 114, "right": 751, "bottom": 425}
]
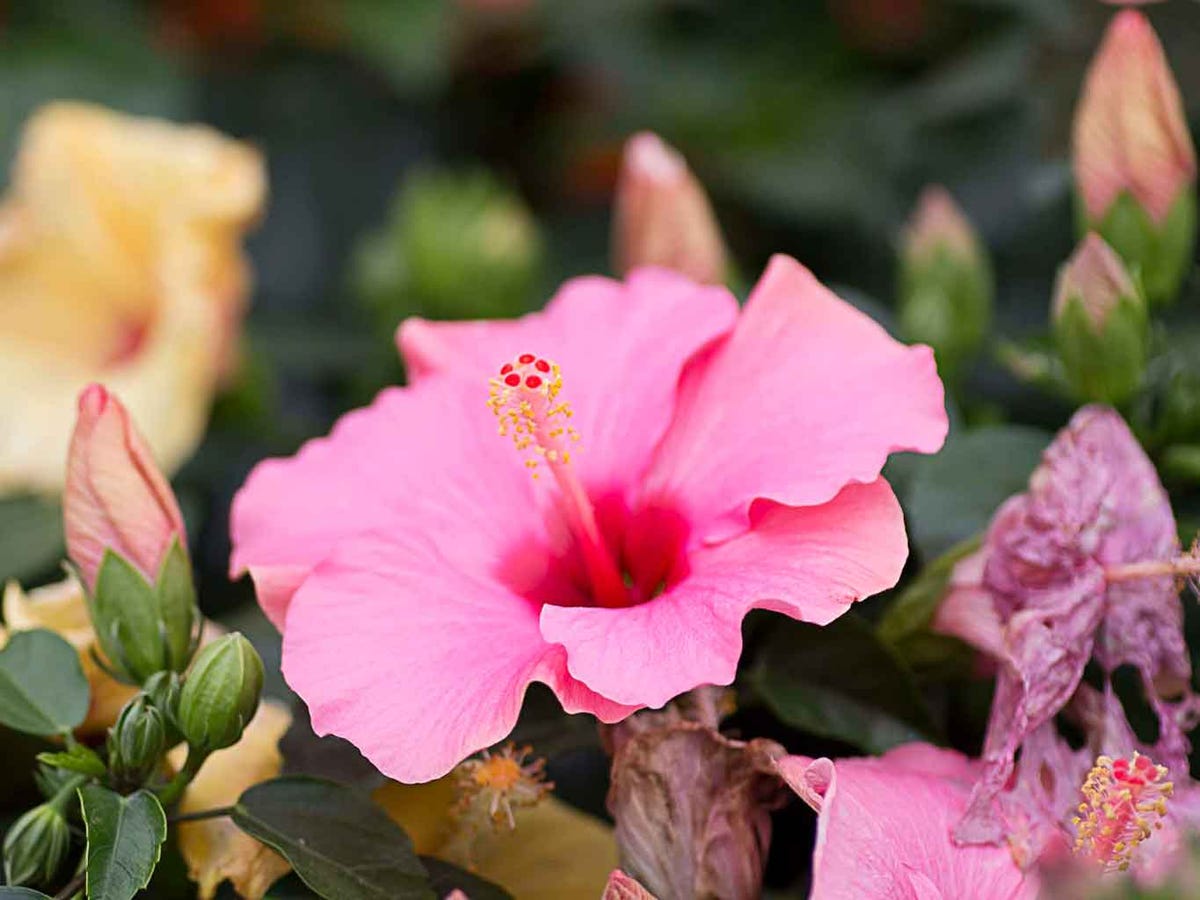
[
  {"left": 487, "top": 353, "right": 579, "bottom": 477},
  {"left": 453, "top": 743, "right": 553, "bottom": 831},
  {"left": 1073, "top": 752, "right": 1172, "bottom": 873}
]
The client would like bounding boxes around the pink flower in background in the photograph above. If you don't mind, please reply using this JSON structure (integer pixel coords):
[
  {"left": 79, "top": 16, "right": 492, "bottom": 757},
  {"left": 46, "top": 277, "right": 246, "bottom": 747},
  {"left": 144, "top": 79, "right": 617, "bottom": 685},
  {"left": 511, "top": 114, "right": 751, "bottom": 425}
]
[
  {"left": 231, "top": 255, "right": 946, "bottom": 782},
  {"left": 1073, "top": 9, "right": 1195, "bottom": 225},
  {"left": 777, "top": 744, "right": 1038, "bottom": 900},
  {"left": 64, "top": 383, "right": 187, "bottom": 590},
  {"left": 612, "top": 132, "right": 727, "bottom": 286},
  {"left": 934, "top": 406, "right": 1200, "bottom": 855}
]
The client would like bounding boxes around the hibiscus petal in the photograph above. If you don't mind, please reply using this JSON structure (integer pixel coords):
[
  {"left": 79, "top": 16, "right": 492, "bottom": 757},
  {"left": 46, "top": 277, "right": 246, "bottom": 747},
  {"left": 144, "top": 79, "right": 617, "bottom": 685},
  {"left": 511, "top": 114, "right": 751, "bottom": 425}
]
[
  {"left": 540, "top": 479, "right": 907, "bottom": 708},
  {"left": 778, "top": 746, "right": 1037, "bottom": 900},
  {"left": 283, "top": 531, "right": 635, "bottom": 784},
  {"left": 397, "top": 268, "right": 738, "bottom": 493},
  {"left": 642, "top": 254, "right": 947, "bottom": 541},
  {"left": 231, "top": 378, "right": 549, "bottom": 628}
]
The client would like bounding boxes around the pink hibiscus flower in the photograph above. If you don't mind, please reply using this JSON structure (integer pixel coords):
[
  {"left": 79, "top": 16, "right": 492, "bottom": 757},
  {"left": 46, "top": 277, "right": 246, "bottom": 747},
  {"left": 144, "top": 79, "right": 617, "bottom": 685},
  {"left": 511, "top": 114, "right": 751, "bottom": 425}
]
[
  {"left": 230, "top": 255, "right": 947, "bottom": 782},
  {"left": 778, "top": 744, "right": 1039, "bottom": 900}
]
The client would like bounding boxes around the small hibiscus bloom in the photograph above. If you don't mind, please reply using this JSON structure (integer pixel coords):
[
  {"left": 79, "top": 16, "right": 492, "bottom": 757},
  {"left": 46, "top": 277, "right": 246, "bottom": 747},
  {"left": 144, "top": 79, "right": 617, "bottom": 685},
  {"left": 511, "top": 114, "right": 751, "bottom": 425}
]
[
  {"left": 230, "top": 256, "right": 947, "bottom": 782},
  {"left": 777, "top": 744, "right": 1039, "bottom": 900}
]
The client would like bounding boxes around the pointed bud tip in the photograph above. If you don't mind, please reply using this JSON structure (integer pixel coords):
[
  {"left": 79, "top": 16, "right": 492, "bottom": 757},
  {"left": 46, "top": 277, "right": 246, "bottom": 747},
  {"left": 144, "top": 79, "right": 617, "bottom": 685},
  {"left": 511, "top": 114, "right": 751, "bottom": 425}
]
[
  {"left": 77, "top": 382, "right": 110, "bottom": 417},
  {"left": 623, "top": 132, "right": 687, "bottom": 185},
  {"left": 903, "top": 185, "right": 979, "bottom": 261},
  {"left": 1054, "top": 233, "right": 1138, "bottom": 326}
]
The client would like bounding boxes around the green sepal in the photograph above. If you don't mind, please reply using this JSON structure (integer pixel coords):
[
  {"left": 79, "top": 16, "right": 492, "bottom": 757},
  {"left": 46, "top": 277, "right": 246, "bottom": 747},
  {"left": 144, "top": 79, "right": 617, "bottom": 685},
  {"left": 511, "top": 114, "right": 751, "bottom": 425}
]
[
  {"left": 1079, "top": 188, "right": 1197, "bottom": 306},
  {"left": 898, "top": 242, "right": 993, "bottom": 385},
  {"left": 89, "top": 542, "right": 199, "bottom": 686},
  {"left": 1054, "top": 289, "right": 1148, "bottom": 406}
]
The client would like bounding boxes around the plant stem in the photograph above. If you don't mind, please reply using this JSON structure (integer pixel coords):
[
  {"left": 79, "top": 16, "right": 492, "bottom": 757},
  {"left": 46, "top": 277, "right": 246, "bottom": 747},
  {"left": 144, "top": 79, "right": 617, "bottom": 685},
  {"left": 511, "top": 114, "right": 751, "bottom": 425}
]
[
  {"left": 169, "top": 805, "right": 234, "bottom": 824},
  {"left": 156, "top": 746, "right": 208, "bottom": 809},
  {"left": 49, "top": 774, "right": 88, "bottom": 812},
  {"left": 52, "top": 871, "right": 85, "bottom": 900}
]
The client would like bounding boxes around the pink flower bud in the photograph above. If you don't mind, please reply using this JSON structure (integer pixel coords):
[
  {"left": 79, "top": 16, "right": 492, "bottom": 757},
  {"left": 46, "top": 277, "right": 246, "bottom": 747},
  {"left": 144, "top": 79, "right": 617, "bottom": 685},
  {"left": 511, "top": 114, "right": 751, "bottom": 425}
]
[
  {"left": 64, "top": 383, "right": 187, "bottom": 590},
  {"left": 1052, "top": 233, "right": 1139, "bottom": 330},
  {"left": 1073, "top": 10, "right": 1195, "bottom": 226},
  {"left": 612, "top": 132, "right": 727, "bottom": 285},
  {"left": 902, "top": 185, "right": 982, "bottom": 265}
]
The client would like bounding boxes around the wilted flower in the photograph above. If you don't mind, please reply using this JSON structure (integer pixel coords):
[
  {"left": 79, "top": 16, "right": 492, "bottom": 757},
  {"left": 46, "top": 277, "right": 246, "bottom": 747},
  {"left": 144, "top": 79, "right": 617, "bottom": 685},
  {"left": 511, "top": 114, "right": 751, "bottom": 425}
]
[
  {"left": 603, "top": 870, "right": 657, "bottom": 900},
  {"left": 1052, "top": 233, "right": 1147, "bottom": 405},
  {"left": 64, "top": 384, "right": 187, "bottom": 591},
  {"left": 231, "top": 255, "right": 946, "bottom": 782},
  {"left": 898, "top": 185, "right": 993, "bottom": 382},
  {"left": 612, "top": 132, "right": 727, "bottom": 285},
  {"left": 0, "top": 102, "right": 264, "bottom": 494},
  {"left": 1072, "top": 10, "right": 1196, "bottom": 304},
  {"left": 776, "top": 744, "right": 1038, "bottom": 899},
  {"left": 169, "top": 701, "right": 294, "bottom": 900},
  {"left": 933, "top": 406, "right": 1200, "bottom": 858},
  {"left": 604, "top": 690, "right": 786, "bottom": 900}
]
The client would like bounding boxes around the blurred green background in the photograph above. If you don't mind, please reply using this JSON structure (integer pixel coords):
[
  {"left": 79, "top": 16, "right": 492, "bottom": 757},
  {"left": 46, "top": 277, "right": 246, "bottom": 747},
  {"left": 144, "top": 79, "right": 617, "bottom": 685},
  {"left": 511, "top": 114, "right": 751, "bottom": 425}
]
[{"left": 3, "top": 0, "right": 1200, "bottom": 894}]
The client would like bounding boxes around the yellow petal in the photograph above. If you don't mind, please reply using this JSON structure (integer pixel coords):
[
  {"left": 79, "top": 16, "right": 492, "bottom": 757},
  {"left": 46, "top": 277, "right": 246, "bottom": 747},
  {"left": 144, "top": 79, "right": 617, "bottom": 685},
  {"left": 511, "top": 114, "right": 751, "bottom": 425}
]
[
  {"left": 170, "top": 700, "right": 293, "bottom": 900},
  {"left": 376, "top": 779, "right": 618, "bottom": 900},
  {"left": 2, "top": 577, "right": 136, "bottom": 734},
  {"left": 0, "top": 102, "right": 265, "bottom": 495}
]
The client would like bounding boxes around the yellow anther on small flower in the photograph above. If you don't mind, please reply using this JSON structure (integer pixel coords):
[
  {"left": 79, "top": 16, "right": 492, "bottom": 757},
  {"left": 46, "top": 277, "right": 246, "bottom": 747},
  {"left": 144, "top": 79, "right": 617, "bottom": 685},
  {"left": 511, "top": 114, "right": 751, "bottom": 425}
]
[
  {"left": 453, "top": 743, "right": 553, "bottom": 831},
  {"left": 1072, "top": 752, "right": 1172, "bottom": 873}
]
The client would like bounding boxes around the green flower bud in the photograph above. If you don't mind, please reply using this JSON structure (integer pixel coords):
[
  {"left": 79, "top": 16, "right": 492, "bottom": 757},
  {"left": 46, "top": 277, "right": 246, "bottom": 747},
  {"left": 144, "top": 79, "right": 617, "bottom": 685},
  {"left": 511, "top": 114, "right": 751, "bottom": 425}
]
[
  {"left": 353, "top": 168, "right": 543, "bottom": 330},
  {"left": 142, "top": 670, "right": 184, "bottom": 747},
  {"left": 1052, "top": 234, "right": 1148, "bottom": 406},
  {"left": 89, "top": 539, "right": 201, "bottom": 685},
  {"left": 107, "top": 695, "right": 167, "bottom": 787},
  {"left": 177, "top": 634, "right": 263, "bottom": 753},
  {"left": 3, "top": 803, "right": 71, "bottom": 888},
  {"left": 898, "top": 186, "right": 993, "bottom": 384}
]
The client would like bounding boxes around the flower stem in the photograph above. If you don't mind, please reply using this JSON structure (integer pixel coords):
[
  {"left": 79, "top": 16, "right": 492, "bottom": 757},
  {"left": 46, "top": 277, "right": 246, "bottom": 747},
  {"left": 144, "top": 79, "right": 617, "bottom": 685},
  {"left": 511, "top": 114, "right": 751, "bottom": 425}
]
[
  {"left": 156, "top": 746, "right": 209, "bottom": 809},
  {"left": 169, "top": 805, "right": 234, "bottom": 824},
  {"left": 1104, "top": 556, "right": 1200, "bottom": 583},
  {"left": 52, "top": 872, "right": 85, "bottom": 900}
]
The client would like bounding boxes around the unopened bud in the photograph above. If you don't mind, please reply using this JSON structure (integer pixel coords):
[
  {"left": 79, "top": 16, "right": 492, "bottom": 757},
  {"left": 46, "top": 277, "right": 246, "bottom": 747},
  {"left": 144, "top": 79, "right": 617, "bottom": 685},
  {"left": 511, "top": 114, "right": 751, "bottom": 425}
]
[
  {"left": 142, "top": 670, "right": 184, "bottom": 747},
  {"left": 177, "top": 633, "right": 263, "bottom": 753},
  {"left": 1053, "top": 233, "right": 1148, "bottom": 405},
  {"left": 356, "top": 168, "right": 543, "bottom": 330},
  {"left": 612, "top": 132, "right": 728, "bottom": 285},
  {"left": 2, "top": 803, "right": 71, "bottom": 888},
  {"left": 1072, "top": 10, "right": 1197, "bottom": 304},
  {"left": 898, "top": 186, "right": 992, "bottom": 383},
  {"left": 107, "top": 694, "right": 167, "bottom": 787}
]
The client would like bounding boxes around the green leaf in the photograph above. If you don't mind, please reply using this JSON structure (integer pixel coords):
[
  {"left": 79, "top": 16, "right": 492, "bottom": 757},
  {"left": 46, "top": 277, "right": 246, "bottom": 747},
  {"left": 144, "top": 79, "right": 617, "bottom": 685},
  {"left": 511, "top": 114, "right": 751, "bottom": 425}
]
[
  {"left": 37, "top": 744, "right": 107, "bottom": 778},
  {"left": 421, "top": 858, "right": 513, "bottom": 900},
  {"left": 0, "top": 495, "right": 63, "bottom": 584},
  {"left": 877, "top": 538, "right": 980, "bottom": 678},
  {"left": 79, "top": 786, "right": 167, "bottom": 900},
  {"left": 905, "top": 424, "right": 1048, "bottom": 559},
  {"left": 232, "top": 776, "right": 434, "bottom": 900},
  {"left": 0, "top": 630, "right": 89, "bottom": 735},
  {"left": 0, "top": 889, "right": 54, "bottom": 898},
  {"left": 753, "top": 614, "right": 938, "bottom": 753}
]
